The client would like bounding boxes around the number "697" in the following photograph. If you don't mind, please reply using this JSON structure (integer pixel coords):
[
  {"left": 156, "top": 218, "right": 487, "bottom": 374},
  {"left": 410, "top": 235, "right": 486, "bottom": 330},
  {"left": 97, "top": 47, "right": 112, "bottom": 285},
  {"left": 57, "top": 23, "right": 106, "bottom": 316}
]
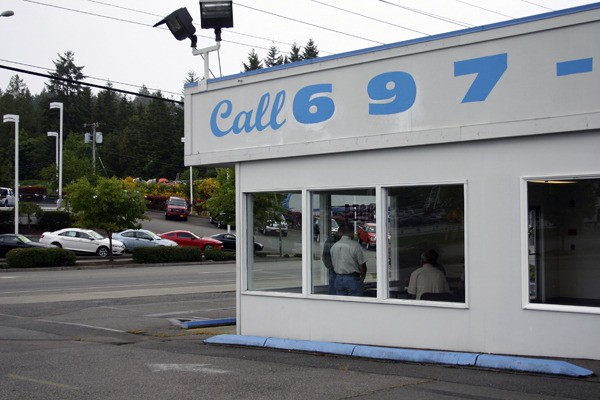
[{"left": 292, "top": 53, "right": 507, "bottom": 125}]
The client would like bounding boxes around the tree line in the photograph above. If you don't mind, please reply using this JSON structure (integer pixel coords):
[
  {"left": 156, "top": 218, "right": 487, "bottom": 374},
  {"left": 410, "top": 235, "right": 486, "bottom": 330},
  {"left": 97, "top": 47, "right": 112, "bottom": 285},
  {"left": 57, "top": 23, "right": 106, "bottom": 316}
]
[{"left": 0, "top": 40, "right": 319, "bottom": 195}]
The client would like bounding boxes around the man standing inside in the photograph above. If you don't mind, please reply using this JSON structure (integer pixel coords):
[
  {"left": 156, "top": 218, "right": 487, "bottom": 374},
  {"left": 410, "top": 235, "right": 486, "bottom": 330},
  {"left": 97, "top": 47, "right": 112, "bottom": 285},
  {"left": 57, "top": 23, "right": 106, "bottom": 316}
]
[
  {"left": 407, "top": 250, "right": 450, "bottom": 300},
  {"left": 331, "top": 223, "right": 367, "bottom": 296}
]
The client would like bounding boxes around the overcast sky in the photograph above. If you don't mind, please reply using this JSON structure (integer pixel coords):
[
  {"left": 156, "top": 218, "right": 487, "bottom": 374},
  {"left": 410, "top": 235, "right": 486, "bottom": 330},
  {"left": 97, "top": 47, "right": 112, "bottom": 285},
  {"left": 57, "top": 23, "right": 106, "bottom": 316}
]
[{"left": 0, "top": 0, "right": 596, "bottom": 100}]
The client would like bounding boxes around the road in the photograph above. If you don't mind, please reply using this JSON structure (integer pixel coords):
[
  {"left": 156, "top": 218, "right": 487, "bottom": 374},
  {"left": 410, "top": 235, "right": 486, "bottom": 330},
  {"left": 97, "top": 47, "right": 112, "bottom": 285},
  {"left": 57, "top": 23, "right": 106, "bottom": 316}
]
[{"left": 1, "top": 268, "right": 598, "bottom": 399}]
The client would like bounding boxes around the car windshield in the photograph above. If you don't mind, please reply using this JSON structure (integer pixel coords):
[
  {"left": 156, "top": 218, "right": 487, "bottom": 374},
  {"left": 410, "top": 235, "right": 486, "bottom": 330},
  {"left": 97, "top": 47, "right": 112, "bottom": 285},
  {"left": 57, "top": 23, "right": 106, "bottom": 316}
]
[
  {"left": 88, "top": 231, "right": 104, "bottom": 240},
  {"left": 169, "top": 199, "right": 186, "bottom": 206},
  {"left": 146, "top": 231, "right": 161, "bottom": 240},
  {"left": 364, "top": 225, "right": 376, "bottom": 233},
  {"left": 16, "top": 234, "right": 32, "bottom": 243}
]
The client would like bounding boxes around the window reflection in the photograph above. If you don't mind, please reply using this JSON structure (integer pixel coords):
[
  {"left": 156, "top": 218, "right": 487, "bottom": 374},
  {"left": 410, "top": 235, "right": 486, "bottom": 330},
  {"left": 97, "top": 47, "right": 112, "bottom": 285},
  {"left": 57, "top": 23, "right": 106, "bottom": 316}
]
[
  {"left": 311, "top": 189, "right": 377, "bottom": 297},
  {"left": 247, "top": 191, "right": 302, "bottom": 293},
  {"left": 387, "top": 185, "right": 465, "bottom": 302},
  {"left": 527, "top": 178, "right": 600, "bottom": 308}
]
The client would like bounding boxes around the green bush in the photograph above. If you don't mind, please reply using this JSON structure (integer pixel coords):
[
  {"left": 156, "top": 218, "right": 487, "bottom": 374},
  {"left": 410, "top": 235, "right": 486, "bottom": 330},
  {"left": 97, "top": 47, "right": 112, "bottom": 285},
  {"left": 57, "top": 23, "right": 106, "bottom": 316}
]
[
  {"left": 131, "top": 246, "right": 235, "bottom": 263},
  {"left": 38, "top": 211, "right": 72, "bottom": 232},
  {"left": 0, "top": 210, "right": 13, "bottom": 234},
  {"left": 132, "top": 246, "right": 203, "bottom": 263},
  {"left": 5, "top": 248, "right": 76, "bottom": 269},
  {"left": 204, "top": 248, "right": 236, "bottom": 262}
]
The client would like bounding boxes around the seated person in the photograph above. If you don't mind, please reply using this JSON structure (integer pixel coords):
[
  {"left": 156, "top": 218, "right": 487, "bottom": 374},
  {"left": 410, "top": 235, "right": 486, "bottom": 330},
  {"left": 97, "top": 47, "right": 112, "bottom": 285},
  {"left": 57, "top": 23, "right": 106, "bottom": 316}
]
[{"left": 407, "top": 250, "right": 450, "bottom": 300}]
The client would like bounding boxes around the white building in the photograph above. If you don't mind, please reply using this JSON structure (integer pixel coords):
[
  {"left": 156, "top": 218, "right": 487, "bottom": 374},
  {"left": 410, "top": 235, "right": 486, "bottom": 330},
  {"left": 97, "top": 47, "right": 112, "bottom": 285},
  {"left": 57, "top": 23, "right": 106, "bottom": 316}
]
[{"left": 184, "top": 4, "right": 600, "bottom": 360}]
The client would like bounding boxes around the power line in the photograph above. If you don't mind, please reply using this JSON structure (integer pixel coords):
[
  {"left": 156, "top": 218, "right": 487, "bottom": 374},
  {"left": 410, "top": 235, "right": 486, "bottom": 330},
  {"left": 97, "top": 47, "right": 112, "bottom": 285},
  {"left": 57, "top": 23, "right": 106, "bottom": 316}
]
[
  {"left": 310, "top": 0, "right": 430, "bottom": 36},
  {"left": 235, "top": 2, "right": 386, "bottom": 45},
  {"left": 0, "top": 64, "right": 183, "bottom": 105},
  {"left": 521, "top": 0, "right": 555, "bottom": 11},
  {"left": 454, "top": 0, "right": 515, "bottom": 19},
  {"left": 0, "top": 58, "right": 181, "bottom": 97},
  {"left": 378, "top": 0, "right": 474, "bottom": 28}
]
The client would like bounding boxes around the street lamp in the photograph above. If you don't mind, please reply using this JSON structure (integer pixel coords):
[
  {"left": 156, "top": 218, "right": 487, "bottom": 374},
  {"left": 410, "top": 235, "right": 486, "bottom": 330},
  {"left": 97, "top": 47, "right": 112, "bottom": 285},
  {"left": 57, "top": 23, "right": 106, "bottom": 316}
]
[
  {"left": 154, "top": 1, "right": 233, "bottom": 90},
  {"left": 47, "top": 132, "right": 59, "bottom": 184},
  {"left": 3, "top": 114, "right": 19, "bottom": 234},
  {"left": 49, "top": 102, "right": 63, "bottom": 205}
]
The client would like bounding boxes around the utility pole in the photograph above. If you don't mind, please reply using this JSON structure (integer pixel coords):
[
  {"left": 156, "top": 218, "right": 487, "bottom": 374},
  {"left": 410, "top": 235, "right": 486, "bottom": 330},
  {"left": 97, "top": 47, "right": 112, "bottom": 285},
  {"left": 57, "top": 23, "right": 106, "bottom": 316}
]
[{"left": 84, "top": 122, "right": 100, "bottom": 174}]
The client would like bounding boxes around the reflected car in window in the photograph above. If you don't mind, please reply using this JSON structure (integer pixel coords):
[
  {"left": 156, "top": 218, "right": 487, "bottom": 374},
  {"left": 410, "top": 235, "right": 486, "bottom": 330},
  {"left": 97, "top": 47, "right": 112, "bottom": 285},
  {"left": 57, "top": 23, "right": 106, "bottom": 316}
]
[
  {"left": 0, "top": 233, "right": 58, "bottom": 257},
  {"left": 210, "top": 233, "right": 264, "bottom": 252},
  {"left": 159, "top": 230, "right": 224, "bottom": 251},
  {"left": 113, "top": 229, "right": 177, "bottom": 252},
  {"left": 39, "top": 228, "right": 125, "bottom": 257},
  {"left": 357, "top": 222, "right": 377, "bottom": 250}
]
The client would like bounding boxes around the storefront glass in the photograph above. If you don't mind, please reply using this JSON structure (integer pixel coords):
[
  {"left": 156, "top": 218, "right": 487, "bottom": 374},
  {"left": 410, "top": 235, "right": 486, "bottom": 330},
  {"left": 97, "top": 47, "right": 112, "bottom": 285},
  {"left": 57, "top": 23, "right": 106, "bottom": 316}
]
[
  {"left": 527, "top": 178, "right": 600, "bottom": 308},
  {"left": 247, "top": 191, "right": 302, "bottom": 293},
  {"left": 387, "top": 184, "right": 465, "bottom": 302},
  {"left": 310, "top": 189, "right": 377, "bottom": 297}
]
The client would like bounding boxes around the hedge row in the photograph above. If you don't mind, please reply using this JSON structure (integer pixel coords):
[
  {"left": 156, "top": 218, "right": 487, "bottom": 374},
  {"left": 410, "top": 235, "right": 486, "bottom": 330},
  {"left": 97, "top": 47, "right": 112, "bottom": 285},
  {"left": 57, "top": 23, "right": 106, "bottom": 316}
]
[
  {"left": 0, "top": 210, "right": 71, "bottom": 233},
  {"left": 132, "top": 246, "right": 235, "bottom": 263},
  {"left": 5, "top": 248, "right": 77, "bottom": 269}
]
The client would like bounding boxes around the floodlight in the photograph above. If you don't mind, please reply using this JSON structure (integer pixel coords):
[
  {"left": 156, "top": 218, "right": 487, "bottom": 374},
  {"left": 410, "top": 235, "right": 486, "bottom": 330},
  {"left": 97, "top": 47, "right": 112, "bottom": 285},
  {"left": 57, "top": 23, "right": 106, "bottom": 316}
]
[{"left": 154, "top": 8, "right": 197, "bottom": 47}]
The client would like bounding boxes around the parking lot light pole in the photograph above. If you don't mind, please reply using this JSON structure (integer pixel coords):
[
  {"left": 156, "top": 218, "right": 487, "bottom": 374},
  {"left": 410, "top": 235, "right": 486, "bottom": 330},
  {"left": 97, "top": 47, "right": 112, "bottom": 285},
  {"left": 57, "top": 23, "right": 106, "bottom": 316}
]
[
  {"left": 49, "top": 102, "right": 63, "bottom": 205},
  {"left": 3, "top": 114, "right": 19, "bottom": 234},
  {"left": 47, "top": 131, "right": 59, "bottom": 184}
]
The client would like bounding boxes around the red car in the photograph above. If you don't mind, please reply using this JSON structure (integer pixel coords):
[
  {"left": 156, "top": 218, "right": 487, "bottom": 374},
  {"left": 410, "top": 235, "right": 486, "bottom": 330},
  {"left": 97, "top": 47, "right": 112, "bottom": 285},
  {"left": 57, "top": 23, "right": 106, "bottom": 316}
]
[
  {"left": 357, "top": 222, "right": 377, "bottom": 250},
  {"left": 159, "top": 230, "right": 223, "bottom": 251}
]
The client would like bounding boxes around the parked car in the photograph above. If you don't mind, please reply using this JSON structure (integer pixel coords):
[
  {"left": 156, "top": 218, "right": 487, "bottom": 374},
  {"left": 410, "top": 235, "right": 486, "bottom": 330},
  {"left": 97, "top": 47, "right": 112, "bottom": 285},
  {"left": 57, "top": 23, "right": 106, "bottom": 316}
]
[
  {"left": 39, "top": 228, "right": 125, "bottom": 257},
  {"left": 260, "top": 215, "right": 288, "bottom": 236},
  {"left": 357, "top": 222, "right": 377, "bottom": 250},
  {"left": 210, "top": 233, "right": 264, "bottom": 252},
  {"left": 113, "top": 229, "right": 177, "bottom": 252},
  {"left": 159, "top": 230, "right": 223, "bottom": 251},
  {"left": 0, "top": 187, "right": 15, "bottom": 207},
  {"left": 0, "top": 233, "right": 58, "bottom": 257},
  {"left": 165, "top": 196, "right": 188, "bottom": 221},
  {"left": 209, "top": 211, "right": 235, "bottom": 229}
]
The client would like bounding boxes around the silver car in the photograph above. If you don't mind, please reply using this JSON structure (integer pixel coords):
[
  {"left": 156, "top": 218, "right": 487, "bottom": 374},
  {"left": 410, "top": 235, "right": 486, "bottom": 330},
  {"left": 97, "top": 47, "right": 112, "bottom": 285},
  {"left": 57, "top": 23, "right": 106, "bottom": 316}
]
[
  {"left": 113, "top": 229, "right": 177, "bottom": 252},
  {"left": 39, "top": 228, "right": 125, "bottom": 257}
]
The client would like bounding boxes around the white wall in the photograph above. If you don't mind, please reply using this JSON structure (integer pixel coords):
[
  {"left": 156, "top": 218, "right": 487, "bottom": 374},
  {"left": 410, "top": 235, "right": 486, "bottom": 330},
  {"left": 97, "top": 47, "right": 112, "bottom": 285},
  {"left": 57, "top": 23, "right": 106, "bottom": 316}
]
[{"left": 238, "top": 130, "right": 600, "bottom": 359}]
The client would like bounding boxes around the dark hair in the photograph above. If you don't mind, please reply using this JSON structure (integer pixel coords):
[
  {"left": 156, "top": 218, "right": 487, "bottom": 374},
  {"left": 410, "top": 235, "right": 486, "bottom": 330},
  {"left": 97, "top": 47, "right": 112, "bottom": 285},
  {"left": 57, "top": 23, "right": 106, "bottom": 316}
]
[
  {"left": 420, "top": 249, "right": 439, "bottom": 264},
  {"left": 338, "top": 223, "right": 354, "bottom": 235}
]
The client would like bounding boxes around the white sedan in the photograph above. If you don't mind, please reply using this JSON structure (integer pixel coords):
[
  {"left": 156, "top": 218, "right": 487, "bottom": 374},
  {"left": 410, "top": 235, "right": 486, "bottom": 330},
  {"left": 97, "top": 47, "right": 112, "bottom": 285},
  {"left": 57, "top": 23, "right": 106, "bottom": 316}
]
[{"left": 39, "top": 228, "right": 125, "bottom": 257}]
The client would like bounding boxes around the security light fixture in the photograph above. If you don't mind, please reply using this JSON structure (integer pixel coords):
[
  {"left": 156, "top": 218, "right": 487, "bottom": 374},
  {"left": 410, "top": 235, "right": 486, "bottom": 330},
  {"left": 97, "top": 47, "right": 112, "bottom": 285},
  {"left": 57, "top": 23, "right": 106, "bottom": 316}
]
[
  {"left": 153, "top": 8, "right": 198, "bottom": 47},
  {"left": 1, "top": 10, "right": 14, "bottom": 17},
  {"left": 155, "top": 2, "right": 233, "bottom": 91},
  {"left": 199, "top": 0, "right": 233, "bottom": 42}
]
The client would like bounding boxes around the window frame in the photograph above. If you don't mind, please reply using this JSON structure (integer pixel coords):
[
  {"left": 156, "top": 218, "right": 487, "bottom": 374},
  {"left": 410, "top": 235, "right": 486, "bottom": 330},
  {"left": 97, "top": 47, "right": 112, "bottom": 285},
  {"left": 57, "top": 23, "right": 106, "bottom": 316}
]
[{"left": 521, "top": 174, "right": 600, "bottom": 315}]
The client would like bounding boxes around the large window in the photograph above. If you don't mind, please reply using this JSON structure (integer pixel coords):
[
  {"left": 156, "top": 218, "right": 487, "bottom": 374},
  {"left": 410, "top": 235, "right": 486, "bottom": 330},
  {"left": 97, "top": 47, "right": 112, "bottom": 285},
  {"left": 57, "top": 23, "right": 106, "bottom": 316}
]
[
  {"left": 247, "top": 191, "right": 302, "bottom": 293},
  {"left": 527, "top": 178, "right": 600, "bottom": 308},
  {"left": 387, "top": 184, "right": 465, "bottom": 302},
  {"left": 311, "top": 189, "right": 377, "bottom": 297}
]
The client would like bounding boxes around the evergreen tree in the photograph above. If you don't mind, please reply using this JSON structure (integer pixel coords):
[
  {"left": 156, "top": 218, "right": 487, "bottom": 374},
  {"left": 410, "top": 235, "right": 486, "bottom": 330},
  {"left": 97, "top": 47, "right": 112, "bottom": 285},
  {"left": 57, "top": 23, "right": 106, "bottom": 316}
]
[
  {"left": 243, "top": 49, "right": 263, "bottom": 71},
  {"left": 302, "top": 38, "right": 319, "bottom": 60},
  {"left": 46, "top": 51, "right": 86, "bottom": 98},
  {"left": 264, "top": 45, "right": 284, "bottom": 67},
  {"left": 287, "top": 42, "right": 303, "bottom": 63}
]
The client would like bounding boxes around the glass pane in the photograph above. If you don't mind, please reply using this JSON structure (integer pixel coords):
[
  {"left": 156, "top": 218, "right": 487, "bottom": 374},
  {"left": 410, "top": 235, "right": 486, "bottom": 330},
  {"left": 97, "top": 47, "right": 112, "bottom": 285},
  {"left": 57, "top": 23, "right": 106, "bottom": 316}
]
[
  {"left": 527, "top": 178, "right": 600, "bottom": 307},
  {"left": 388, "top": 185, "right": 465, "bottom": 302},
  {"left": 247, "top": 191, "right": 302, "bottom": 293},
  {"left": 311, "top": 189, "right": 377, "bottom": 297}
]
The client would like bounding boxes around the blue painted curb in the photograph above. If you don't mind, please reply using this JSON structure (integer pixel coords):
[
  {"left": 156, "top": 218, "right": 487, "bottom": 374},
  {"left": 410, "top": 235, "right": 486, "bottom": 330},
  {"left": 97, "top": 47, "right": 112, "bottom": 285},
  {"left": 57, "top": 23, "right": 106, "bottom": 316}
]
[
  {"left": 182, "top": 318, "right": 236, "bottom": 329},
  {"left": 203, "top": 334, "right": 594, "bottom": 377}
]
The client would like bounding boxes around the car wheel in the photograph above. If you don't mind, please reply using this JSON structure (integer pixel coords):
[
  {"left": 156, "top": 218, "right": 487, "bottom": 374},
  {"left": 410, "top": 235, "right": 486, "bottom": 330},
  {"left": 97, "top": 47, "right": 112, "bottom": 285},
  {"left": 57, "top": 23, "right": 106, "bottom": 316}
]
[
  {"left": 51, "top": 242, "right": 62, "bottom": 248},
  {"left": 366, "top": 242, "right": 370, "bottom": 250},
  {"left": 97, "top": 246, "right": 110, "bottom": 257},
  {"left": 204, "top": 244, "right": 213, "bottom": 251}
]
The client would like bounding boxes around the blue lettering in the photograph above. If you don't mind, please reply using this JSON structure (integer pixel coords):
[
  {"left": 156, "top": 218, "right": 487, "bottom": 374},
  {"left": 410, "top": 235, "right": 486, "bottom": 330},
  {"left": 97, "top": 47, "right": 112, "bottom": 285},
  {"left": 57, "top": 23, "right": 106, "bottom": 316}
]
[
  {"left": 210, "top": 91, "right": 287, "bottom": 137},
  {"left": 210, "top": 100, "right": 234, "bottom": 137}
]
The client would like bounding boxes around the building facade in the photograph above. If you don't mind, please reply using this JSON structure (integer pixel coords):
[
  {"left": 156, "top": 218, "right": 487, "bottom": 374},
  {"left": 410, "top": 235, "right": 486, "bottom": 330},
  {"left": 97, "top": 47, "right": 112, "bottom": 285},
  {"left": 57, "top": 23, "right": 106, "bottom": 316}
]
[{"left": 184, "top": 4, "right": 600, "bottom": 359}]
